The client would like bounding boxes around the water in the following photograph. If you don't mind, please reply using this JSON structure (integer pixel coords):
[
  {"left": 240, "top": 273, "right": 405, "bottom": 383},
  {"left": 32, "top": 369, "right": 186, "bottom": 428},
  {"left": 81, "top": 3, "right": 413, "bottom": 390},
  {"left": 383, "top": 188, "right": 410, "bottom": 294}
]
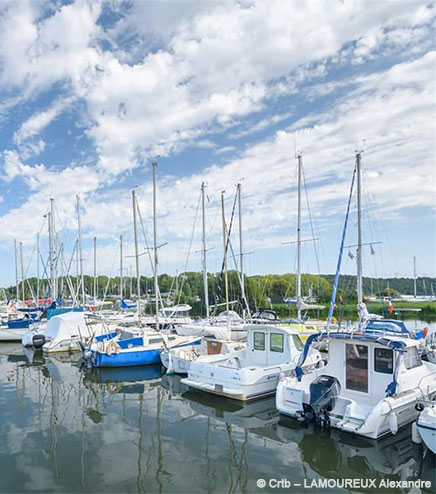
[{"left": 0, "top": 321, "right": 435, "bottom": 494}]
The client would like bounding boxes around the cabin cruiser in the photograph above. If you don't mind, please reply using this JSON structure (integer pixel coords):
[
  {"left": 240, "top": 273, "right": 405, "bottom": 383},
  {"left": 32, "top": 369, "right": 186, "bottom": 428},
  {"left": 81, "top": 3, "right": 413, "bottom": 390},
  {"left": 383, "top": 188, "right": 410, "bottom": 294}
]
[
  {"left": 413, "top": 399, "right": 435, "bottom": 454},
  {"left": 175, "top": 310, "right": 246, "bottom": 340},
  {"left": 181, "top": 324, "right": 322, "bottom": 401},
  {"left": 275, "top": 329, "right": 436, "bottom": 439},
  {"left": 160, "top": 338, "right": 245, "bottom": 374},
  {"left": 142, "top": 304, "right": 193, "bottom": 329}
]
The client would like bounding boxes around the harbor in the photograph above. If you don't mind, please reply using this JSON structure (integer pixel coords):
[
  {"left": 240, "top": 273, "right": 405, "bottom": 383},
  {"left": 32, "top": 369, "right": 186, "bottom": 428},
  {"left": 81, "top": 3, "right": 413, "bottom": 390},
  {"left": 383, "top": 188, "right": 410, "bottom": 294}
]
[
  {"left": 0, "top": 1, "right": 435, "bottom": 493},
  {"left": 0, "top": 322, "right": 434, "bottom": 493}
]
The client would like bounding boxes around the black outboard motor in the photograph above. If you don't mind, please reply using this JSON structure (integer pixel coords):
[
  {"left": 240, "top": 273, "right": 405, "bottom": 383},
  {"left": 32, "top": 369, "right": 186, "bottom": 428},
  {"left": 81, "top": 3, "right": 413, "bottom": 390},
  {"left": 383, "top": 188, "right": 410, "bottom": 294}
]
[
  {"left": 32, "top": 334, "right": 46, "bottom": 349},
  {"left": 302, "top": 375, "right": 340, "bottom": 428}
]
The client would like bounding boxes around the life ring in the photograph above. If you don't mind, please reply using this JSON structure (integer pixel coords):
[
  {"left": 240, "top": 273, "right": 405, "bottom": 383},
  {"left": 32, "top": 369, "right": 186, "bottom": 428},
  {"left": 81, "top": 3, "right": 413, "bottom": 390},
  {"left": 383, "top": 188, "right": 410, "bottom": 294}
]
[{"left": 106, "top": 341, "right": 121, "bottom": 356}]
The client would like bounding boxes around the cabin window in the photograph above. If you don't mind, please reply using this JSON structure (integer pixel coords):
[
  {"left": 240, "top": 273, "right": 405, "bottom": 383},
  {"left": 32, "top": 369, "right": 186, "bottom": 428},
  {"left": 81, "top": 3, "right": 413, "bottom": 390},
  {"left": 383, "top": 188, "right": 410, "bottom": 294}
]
[
  {"left": 149, "top": 337, "right": 163, "bottom": 345},
  {"left": 345, "top": 344, "right": 368, "bottom": 393},
  {"left": 374, "top": 348, "right": 393, "bottom": 374},
  {"left": 168, "top": 336, "right": 176, "bottom": 341},
  {"left": 270, "top": 333, "right": 284, "bottom": 353},
  {"left": 403, "top": 347, "right": 422, "bottom": 369},
  {"left": 292, "top": 334, "right": 304, "bottom": 352},
  {"left": 253, "top": 332, "right": 265, "bottom": 351}
]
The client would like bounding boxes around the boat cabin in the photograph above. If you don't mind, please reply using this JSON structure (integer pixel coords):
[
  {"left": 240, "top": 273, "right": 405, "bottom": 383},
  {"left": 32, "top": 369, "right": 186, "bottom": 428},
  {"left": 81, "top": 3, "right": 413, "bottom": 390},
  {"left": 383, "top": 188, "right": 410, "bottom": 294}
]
[
  {"left": 298, "top": 332, "right": 426, "bottom": 405},
  {"left": 244, "top": 325, "right": 305, "bottom": 367}
]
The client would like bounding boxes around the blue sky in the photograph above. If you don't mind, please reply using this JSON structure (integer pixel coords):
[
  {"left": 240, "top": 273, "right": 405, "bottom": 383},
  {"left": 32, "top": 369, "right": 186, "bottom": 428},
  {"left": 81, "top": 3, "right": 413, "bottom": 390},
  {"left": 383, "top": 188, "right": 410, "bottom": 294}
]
[{"left": 0, "top": 0, "right": 434, "bottom": 288}]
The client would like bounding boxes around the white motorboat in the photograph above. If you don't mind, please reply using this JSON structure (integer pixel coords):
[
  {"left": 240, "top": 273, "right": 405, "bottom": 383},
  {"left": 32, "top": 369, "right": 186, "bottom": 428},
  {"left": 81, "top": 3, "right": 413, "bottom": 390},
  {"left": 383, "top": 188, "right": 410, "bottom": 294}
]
[
  {"left": 142, "top": 304, "right": 193, "bottom": 329},
  {"left": 176, "top": 311, "right": 246, "bottom": 340},
  {"left": 275, "top": 330, "right": 436, "bottom": 439},
  {"left": 160, "top": 338, "right": 245, "bottom": 374},
  {"left": 414, "top": 399, "right": 436, "bottom": 454},
  {"left": 181, "top": 324, "right": 322, "bottom": 401}
]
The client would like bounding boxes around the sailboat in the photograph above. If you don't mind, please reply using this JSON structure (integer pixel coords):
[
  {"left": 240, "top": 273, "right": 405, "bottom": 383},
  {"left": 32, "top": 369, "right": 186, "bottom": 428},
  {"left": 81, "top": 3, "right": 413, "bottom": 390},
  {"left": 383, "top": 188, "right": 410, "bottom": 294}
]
[
  {"left": 275, "top": 152, "right": 436, "bottom": 439},
  {"left": 281, "top": 154, "right": 329, "bottom": 341}
]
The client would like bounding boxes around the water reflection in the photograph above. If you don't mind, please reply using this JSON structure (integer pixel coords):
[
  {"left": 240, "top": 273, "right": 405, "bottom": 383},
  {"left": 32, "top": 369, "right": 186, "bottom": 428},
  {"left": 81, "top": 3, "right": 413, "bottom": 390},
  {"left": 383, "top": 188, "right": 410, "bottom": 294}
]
[{"left": 0, "top": 343, "right": 434, "bottom": 493}]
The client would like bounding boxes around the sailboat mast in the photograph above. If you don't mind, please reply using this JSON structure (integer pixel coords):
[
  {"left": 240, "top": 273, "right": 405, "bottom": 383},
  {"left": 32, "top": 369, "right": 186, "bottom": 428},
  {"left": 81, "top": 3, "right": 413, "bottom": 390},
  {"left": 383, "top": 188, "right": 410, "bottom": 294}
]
[
  {"left": 221, "top": 191, "right": 229, "bottom": 314},
  {"left": 93, "top": 236, "right": 97, "bottom": 302},
  {"left": 49, "top": 198, "right": 57, "bottom": 301},
  {"left": 201, "top": 182, "right": 210, "bottom": 318},
  {"left": 413, "top": 256, "right": 417, "bottom": 298},
  {"left": 20, "top": 242, "right": 25, "bottom": 302},
  {"left": 132, "top": 189, "right": 141, "bottom": 315},
  {"left": 36, "top": 233, "right": 40, "bottom": 302},
  {"left": 297, "top": 154, "right": 302, "bottom": 320},
  {"left": 237, "top": 182, "right": 247, "bottom": 317},
  {"left": 76, "top": 195, "right": 85, "bottom": 305},
  {"left": 356, "top": 152, "right": 363, "bottom": 312},
  {"left": 152, "top": 161, "right": 159, "bottom": 331},
  {"left": 120, "top": 234, "right": 123, "bottom": 300},
  {"left": 14, "top": 239, "right": 19, "bottom": 300}
]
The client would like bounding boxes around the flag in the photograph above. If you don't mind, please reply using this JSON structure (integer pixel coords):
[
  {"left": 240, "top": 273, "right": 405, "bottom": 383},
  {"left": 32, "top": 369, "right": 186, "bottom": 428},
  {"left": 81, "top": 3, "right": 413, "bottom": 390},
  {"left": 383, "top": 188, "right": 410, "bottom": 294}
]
[
  {"left": 388, "top": 299, "right": 394, "bottom": 314},
  {"left": 339, "top": 294, "right": 343, "bottom": 304},
  {"left": 370, "top": 244, "right": 376, "bottom": 255},
  {"left": 348, "top": 251, "right": 354, "bottom": 260}
]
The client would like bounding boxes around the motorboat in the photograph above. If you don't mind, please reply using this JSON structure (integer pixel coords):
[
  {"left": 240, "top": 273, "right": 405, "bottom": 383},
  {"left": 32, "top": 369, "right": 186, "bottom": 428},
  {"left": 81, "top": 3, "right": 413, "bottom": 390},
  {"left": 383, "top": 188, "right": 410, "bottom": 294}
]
[
  {"left": 413, "top": 399, "right": 435, "bottom": 454},
  {"left": 82, "top": 330, "right": 201, "bottom": 368},
  {"left": 275, "top": 329, "right": 436, "bottom": 439},
  {"left": 175, "top": 310, "right": 246, "bottom": 340},
  {"left": 160, "top": 338, "right": 245, "bottom": 374},
  {"left": 142, "top": 304, "right": 193, "bottom": 329},
  {"left": 181, "top": 324, "right": 322, "bottom": 401}
]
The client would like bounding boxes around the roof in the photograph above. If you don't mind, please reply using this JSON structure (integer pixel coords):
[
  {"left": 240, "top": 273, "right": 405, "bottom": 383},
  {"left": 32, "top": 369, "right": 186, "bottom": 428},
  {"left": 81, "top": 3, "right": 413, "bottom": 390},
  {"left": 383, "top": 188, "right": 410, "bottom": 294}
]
[
  {"left": 244, "top": 324, "right": 298, "bottom": 336},
  {"left": 323, "top": 331, "right": 418, "bottom": 350}
]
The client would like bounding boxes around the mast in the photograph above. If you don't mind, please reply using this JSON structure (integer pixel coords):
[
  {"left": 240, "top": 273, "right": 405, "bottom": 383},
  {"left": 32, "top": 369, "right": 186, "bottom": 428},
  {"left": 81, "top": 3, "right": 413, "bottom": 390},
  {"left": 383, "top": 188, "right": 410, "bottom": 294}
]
[
  {"left": 237, "top": 182, "right": 247, "bottom": 318},
  {"left": 413, "top": 256, "right": 417, "bottom": 298},
  {"left": 221, "top": 191, "right": 229, "bottom": 314},
  {"left": 93, "top": 236, "right": 97, "bottom": 302},
  {"left": 36, "top": 233, "right": 40, "bottom": 302},
  {"left": 152, "top": 161, "right": 159, "bottom": 331},
  {"left": 20, "top": 241, "right": 25, "bottom": 302},
  {"left": 76, "top": 195, "right": 85, "bottom": 305},
  {"left": 14, "top": 239, "right": 19, "bottom": 300},
  {"left": 297, "top": 154, "right": 302, "bottom": 320},
  {"left": 132, "top": 190, "right": 141, "bottom": 314},
  {"left": 201, "top": 182, "right": 210, "bottom": 318},
  {"left": 49, "top": 198, "right": 57, "bottom": 301},
  {"left": 356, "top": 152, "right": 364, "bottom": 327},
  {"left": 120, "top": 234, "right": 123, "bottom": 300}
]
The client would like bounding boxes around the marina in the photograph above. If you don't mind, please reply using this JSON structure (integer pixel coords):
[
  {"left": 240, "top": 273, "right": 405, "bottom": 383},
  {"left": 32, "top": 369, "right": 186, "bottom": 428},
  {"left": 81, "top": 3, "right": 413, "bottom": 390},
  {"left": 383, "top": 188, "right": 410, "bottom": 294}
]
[
  {"left": 0, "top": 325, "right": 434, "bottom": 493},
  {"left": 0, "top": 1, "right": 435, "bottom": 492}
]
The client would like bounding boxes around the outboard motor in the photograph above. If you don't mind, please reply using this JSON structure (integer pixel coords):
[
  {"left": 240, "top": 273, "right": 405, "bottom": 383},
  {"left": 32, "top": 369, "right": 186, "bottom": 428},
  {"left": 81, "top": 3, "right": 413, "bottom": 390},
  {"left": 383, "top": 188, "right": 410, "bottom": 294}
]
[
  {"left": 302, "top": 375, "right": 340, "bottom": 428},
  {"left": 32, "top": 334, "right": 46, "bottom": 349}
]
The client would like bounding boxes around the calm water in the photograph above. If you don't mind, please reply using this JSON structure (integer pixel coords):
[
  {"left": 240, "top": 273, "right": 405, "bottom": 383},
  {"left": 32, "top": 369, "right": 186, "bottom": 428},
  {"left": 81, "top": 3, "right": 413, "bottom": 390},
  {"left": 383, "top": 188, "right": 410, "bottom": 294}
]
[{"left": 0, "top": 321, "right": 435, "bottom": 494}]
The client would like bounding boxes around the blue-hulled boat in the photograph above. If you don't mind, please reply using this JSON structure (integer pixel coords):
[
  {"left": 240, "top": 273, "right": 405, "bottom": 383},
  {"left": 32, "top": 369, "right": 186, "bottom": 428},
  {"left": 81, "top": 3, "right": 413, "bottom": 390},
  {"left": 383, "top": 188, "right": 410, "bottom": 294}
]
[{"left": 83, "top": 330, "right": 201, "bottom": 368}]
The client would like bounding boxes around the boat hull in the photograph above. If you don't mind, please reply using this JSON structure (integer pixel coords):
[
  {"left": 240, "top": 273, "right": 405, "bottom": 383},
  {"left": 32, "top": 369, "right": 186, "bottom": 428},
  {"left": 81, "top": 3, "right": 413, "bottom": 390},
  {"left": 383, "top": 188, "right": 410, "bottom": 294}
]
[{"left": 92, "top": 348, "right": 161, "bottom": 367}]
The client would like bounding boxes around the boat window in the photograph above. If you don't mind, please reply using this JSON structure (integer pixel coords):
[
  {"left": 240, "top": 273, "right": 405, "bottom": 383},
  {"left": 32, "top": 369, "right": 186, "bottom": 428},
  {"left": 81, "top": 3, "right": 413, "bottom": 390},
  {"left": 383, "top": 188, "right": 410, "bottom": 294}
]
[
  {"left": 253, "top": 332, "right": 265, "bottom": 351},
  {"left": 168, "top": 336, "right": 176, "bottom": 341},
  {"left": 292, "top": 334, "right": 304, "bottom": 352},
  {"left": 345, "top": 344, "right": 368, "bottom": 393},
  {"left": 270, "top": 333, "right": 284, "bottom": 353},
  {"left": 149, "top": 337, "right": 163, "bottom": 345},
  {"left": 403, "top": 347, "right": 422, "bottom": 369},
  {"left": 374, "top": 348, "right": 393, "bottom": 374}
]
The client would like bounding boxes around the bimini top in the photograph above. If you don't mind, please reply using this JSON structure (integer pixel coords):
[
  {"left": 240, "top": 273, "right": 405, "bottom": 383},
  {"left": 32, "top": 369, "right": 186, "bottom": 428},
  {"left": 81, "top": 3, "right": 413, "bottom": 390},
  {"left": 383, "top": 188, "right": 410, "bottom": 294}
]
[{"left": 364, "top": 319, "right": 409, "bottom": 336}]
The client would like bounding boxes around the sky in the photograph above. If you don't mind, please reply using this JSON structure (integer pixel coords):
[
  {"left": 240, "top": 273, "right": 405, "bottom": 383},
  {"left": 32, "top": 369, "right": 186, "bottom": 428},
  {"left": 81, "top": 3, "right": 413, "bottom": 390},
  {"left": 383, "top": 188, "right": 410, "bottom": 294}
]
[{"left": 0, "top": 0, "right": 434, "bottom": 288}]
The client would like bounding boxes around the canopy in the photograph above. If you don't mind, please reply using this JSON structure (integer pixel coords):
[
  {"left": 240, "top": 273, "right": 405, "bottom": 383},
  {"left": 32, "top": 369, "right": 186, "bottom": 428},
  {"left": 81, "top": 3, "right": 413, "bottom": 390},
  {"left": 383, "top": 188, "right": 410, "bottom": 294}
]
[{"left": 45, "top": 312, "right": 90, "bottom": 341}]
